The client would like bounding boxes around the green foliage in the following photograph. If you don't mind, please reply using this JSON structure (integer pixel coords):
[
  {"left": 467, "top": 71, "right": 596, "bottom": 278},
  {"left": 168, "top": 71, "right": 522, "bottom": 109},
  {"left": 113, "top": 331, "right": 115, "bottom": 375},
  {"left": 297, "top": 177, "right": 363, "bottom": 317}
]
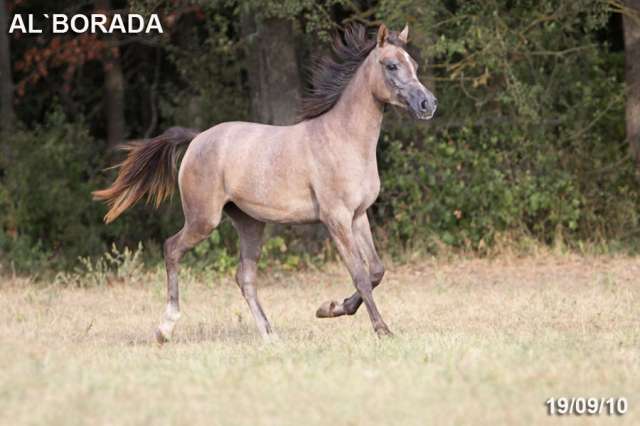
[
  {"left": 305, "top": 0, "right": 635, "bottom": 254},
  {"left": 185, "top": 228, "right": 306, "bottom": 275},
  {"left": 259, "top": 236, "right": 303, "bottom": 270},
  {"left": 54, "top": 243, "right": 144, "bottom": 287},
  {"left": 0, "top": 232, "right": 51, "bottom": 274},
  {"left": 370, "top": 0, "right": 636, "bottom": 252},
  {"left": 0, "top": 111, "right": 106, "bottom": 271},
  {"left": 188, "top": 228, "right": 238, "bottom": 274},
  {"left": 0, "top": 110, "right": 183, "bottom": 272},
  {"left": 377, "top": 128, "right": 585, "bottom": 250},
  {"left": 1, "top": 0, "right": 637, "bottom": 275}
]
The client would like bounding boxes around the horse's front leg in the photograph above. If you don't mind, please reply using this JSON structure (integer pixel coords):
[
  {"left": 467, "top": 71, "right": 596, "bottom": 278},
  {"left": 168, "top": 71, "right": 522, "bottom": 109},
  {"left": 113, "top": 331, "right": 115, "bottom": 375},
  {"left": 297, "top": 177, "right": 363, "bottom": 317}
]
[
  {"left": 316, "top": 213, "right": 385, "bottom": 320},
  {"left": 321, "top": 209, "right": 392, "bottom": 337}
]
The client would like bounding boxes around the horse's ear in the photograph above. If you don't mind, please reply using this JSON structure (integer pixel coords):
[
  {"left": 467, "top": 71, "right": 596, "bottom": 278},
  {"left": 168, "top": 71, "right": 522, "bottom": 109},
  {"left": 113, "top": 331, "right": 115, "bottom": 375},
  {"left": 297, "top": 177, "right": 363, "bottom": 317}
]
[
  {"left": 399, "top": 24, "right": 409, "bottom": 44},
  {"left": 377, "top": 23, "right": 388, "bottom": 47}
]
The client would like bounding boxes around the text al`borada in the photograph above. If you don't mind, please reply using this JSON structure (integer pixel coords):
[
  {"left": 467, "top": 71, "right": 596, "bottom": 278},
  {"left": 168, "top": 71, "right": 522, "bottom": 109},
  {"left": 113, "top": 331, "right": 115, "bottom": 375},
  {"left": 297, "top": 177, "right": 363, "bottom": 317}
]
[{"left": 9, "top": 14, "right": 164, "bottom": 34}]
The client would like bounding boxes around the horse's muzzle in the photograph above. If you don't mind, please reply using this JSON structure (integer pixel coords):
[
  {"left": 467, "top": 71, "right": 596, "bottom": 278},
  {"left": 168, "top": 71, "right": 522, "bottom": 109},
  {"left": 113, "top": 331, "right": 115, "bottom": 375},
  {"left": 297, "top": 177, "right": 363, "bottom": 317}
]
[{"left": 408, "top": 89, "right": 437, "bottom": 120}]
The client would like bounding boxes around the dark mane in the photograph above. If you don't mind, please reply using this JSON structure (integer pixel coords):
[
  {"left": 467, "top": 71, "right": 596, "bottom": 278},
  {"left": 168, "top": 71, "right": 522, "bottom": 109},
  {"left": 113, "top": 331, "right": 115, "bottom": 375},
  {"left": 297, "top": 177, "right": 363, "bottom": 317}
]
[{"left": 300, "top": 24, "right": 377, "bottom": 120}]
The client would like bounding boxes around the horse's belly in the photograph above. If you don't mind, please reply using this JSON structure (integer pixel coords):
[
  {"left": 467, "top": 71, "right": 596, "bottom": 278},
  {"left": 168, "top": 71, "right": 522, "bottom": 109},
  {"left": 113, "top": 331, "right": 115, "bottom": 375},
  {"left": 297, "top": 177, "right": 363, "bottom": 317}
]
[
  {"left": 233, "top": 199, "right": 318, "bottom": 224},
  {"left": 230, "top": 186, "right": 319, "bottom": 224}
]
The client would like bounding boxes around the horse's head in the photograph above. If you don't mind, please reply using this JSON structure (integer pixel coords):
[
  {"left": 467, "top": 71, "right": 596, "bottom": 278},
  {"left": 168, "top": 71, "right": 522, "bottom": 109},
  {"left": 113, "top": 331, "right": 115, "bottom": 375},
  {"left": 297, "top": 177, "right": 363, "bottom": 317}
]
[{"left": 370, "top": 24, "right": 437, "bottom": 120}]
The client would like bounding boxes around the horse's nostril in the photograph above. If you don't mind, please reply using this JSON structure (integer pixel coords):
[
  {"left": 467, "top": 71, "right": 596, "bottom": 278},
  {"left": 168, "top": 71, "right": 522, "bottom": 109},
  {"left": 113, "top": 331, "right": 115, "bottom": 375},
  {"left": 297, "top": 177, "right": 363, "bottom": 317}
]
[{"left": 420, "top": 99, "right": 428, "bottom": 111}]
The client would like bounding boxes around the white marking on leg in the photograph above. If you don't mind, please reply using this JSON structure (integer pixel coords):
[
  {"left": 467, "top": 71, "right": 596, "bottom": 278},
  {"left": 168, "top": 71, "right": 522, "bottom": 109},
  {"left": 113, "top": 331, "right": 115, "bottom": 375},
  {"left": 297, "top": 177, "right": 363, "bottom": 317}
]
[{"left": 157, "top": 303, "right": 181, "bottom": 341}]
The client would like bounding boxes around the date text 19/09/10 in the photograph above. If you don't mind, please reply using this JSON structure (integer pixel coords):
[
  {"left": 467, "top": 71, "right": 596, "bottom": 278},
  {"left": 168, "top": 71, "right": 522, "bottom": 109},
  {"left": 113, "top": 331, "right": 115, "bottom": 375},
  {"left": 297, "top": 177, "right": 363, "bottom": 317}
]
[
  {"left": 9, "top": 14, "right": 163, "bottom": 35},
  {"left": 546, "top": 397, "right": 628, "bottom": 416}
]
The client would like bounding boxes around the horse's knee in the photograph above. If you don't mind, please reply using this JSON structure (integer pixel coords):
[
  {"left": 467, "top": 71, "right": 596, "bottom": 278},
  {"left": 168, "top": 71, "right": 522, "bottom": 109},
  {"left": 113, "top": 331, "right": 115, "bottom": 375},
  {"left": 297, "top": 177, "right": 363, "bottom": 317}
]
[
  {"left": 163, "top": 237, "right": 172, "bottom": 258},
  {"left": 355, "top": 272, "right": 373, "bottom": 294},
  {"left": 236, "top": 264, "right": 256, "bottom": 285},
  {"left": 236, "top": 262, "right": 258, "bottom": 295},
  {"left": 163, "top": 234, "right": 181, "bottom": 264},
  {"left": 188, "top": 218, "right": 216, "bottom": 240},
  {"left": 371, "top": 262, "right": 385, "bottom": 284},
  {"left": 164, "top": 219, "right": 216, "bottom": 263}
]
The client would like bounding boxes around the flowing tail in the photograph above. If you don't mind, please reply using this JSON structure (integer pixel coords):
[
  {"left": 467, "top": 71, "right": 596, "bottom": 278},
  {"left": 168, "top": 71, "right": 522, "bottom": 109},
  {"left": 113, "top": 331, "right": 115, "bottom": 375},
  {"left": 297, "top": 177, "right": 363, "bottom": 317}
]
[{"left": 92, "top": 127, "right": 200, "bottom": 223}]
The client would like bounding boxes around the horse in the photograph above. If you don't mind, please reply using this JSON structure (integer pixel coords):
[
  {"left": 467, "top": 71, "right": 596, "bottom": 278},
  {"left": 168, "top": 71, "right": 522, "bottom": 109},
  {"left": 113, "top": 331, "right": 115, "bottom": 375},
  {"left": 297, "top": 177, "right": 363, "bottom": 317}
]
[{"left": 93, "top": 23, "right": 437, "bottom": 343}]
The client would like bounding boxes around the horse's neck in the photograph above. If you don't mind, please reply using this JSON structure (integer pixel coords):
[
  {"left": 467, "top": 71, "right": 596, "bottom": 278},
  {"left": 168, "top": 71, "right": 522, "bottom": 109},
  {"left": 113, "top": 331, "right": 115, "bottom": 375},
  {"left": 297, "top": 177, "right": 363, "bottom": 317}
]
[{"left": 319, "top": 60, "right": 384, "bottom": 159}]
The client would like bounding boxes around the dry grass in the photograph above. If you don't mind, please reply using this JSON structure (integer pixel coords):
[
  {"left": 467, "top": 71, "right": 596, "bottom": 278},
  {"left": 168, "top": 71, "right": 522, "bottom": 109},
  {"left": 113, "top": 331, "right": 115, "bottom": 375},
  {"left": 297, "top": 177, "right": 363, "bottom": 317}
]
[{"left": 1, "top": 254, "right": 639, "bottom": 425}]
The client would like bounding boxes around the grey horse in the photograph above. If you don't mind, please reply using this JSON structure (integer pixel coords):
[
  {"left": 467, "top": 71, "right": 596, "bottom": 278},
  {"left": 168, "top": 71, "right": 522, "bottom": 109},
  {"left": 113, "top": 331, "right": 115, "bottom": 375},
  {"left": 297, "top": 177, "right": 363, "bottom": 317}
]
[{"left": 93, "top": 23, "right": 437, "bottom": 342}]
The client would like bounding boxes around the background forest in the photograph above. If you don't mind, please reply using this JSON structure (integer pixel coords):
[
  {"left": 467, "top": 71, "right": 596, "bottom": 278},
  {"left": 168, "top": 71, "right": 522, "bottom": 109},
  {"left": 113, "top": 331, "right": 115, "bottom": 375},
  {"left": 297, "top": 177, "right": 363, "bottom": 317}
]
[{"left": 1, "top": 0, "right": 640, "bottom": 273}]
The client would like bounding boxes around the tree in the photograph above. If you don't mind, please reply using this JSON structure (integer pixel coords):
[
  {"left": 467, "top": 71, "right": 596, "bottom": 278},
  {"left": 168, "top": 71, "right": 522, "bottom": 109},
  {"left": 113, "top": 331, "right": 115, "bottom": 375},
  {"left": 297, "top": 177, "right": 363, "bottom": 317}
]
[
  {"left": 96, "top": 0, "right": 126, "bottom": 149},
  {"left": 0, "top": 0, "right": 14, "bottom": 133},
  {"left": 241, "top": 15, "right": 301, "bottom": 125},
  {"left": 623, "top": 0, "right": 640, "bottom": 168}
]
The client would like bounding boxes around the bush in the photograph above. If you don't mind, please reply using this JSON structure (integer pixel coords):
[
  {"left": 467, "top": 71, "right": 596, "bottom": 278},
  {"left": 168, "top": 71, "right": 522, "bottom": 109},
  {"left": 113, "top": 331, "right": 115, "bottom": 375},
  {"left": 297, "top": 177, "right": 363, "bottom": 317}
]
[
  {"left": 370, "top": 0, "right": 637, "bottom": 254},
  {"left": 0, "top": 112, "right": 105, "bottom": 271},
  {"left": 375, "top": 118, "right": 637, "bottom": 252}
]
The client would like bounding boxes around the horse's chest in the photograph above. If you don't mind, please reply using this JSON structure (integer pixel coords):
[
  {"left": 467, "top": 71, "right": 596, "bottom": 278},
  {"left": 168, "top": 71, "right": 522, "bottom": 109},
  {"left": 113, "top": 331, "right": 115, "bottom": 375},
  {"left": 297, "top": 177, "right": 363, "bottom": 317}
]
[
  {"left": 315, "top": 153, "right": 380, "bottom": 214},
  {"left": 348, "top": 169, "right": 380, "bottom": 213}
]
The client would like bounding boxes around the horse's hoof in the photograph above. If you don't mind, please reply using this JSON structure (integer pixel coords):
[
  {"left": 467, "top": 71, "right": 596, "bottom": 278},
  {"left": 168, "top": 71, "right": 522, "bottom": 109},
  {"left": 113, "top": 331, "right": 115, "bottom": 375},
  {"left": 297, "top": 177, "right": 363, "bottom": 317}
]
[
  {"left": 155, "top": 327, "right": 170, "bottom": 345},
  {"left": 263, "top": 332, "right": 280, "bottom": 344},
  {"left": 375, "top": 326, "right": 394, "bottom": 338},
  {"left": 316, "top": 300, "right": 338, "bottom": 318}
]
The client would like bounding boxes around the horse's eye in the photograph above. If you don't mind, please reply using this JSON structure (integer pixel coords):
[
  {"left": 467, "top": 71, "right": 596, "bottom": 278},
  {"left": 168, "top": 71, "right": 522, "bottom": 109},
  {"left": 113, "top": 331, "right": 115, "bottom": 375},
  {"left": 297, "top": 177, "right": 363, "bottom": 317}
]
[{"left": 386, "top": 63, "right": 398, "bottom": 71}]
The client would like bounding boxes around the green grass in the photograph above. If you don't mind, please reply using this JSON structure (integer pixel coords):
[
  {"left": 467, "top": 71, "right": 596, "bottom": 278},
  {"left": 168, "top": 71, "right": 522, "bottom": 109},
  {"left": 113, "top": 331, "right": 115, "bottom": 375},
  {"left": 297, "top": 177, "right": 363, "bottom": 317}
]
[{"left": 1, "top": 254, "right": 639, "bottom": 425}]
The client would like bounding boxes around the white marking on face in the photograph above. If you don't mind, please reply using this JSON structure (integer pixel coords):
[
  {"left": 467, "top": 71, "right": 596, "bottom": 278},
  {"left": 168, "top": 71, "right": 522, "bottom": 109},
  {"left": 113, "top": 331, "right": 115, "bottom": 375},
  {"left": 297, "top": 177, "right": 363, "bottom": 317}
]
[{"left": 401, "top": 50, "right": 418, "bottom": 81}]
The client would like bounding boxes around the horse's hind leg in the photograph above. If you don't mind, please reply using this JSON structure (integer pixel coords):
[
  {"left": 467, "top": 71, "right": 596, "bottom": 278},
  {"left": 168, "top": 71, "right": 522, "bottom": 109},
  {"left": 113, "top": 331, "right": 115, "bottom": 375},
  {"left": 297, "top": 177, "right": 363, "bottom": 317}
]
[
  {"left": 156, "top": 209, "right": 223, "bottom": 344},
  {"left": 316, "top": 213, "right": 385, "bottom": 319},
  {"left": 225, "top": 204, "right": 274, "bottom": 341}
]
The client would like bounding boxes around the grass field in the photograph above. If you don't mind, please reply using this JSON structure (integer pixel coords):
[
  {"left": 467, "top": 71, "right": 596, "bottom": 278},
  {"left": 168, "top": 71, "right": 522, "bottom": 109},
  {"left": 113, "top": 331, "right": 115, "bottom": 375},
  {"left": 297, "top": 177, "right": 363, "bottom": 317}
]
[{"left": 1, "top": 254, "right": 639, "bottom": 425}]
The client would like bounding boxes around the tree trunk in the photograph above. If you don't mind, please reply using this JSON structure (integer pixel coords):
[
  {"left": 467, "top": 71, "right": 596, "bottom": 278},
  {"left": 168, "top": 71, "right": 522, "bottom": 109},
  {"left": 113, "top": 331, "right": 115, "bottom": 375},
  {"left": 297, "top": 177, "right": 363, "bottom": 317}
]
[
  {"left": 0, "top": 0, "right": 15, "bottom": 133},
  {"left": 241, "top": 14, "right": 327, "bottom": 251},
  {"left": 103, "top": 56, "right": 126, "bottom": 148},
  {"left": 624, "top": 0, "right": 640, "bottom": 167},
  {"left": 241, "top": 16, "right": 301, "bottom": 125},
  {"left": 96, "top": 0, "right": 126, "bottom": 149},
  {"left": 176, "top": 12, "right": 206, "bottom": 130}
]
